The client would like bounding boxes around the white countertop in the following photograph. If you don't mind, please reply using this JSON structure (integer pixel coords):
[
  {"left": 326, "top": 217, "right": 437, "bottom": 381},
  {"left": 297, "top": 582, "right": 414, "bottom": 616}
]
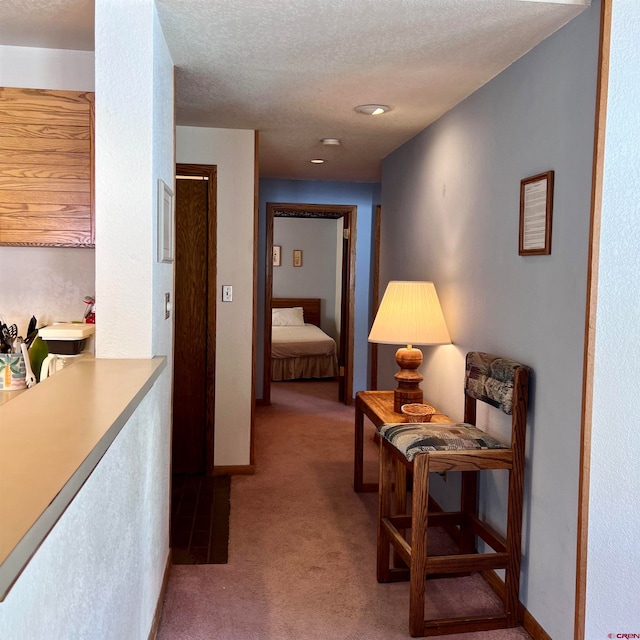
[{"left": 0, "top": 356, "right": 166, "bottom": 600}]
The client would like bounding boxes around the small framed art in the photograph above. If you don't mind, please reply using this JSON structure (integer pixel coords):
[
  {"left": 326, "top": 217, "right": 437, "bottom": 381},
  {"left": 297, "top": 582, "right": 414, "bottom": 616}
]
[
  {"left": 519, "top": 171, "right": 554, "bottom": 256},
  {"left": 293, "top": 249, "right": 303, "bottom": 267},
  {"left": 157, "top": 179, "right": 174, "bottom": 263},
  {"left": 273, "top": 245, "right": 282, "bottom": 266}
]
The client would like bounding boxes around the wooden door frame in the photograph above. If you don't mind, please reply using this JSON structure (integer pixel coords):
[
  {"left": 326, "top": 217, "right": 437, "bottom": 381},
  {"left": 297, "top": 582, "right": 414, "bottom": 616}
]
[
  {"left": 263, "top": 202, "right": 357, "bottom": 406},
  {"left": 574, "top": 0, "right": 610, "bottom": 636},
  {"left": 175, "top": 163, "right": 217, "bottom": 475},
  {"left": 370, "top": 204, "right": 381, "bottom": 390}
]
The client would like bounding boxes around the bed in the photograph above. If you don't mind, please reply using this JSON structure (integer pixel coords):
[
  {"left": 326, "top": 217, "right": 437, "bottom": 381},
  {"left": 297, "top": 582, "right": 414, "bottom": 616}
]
[{"left": 271, "top": 298, "right": 339, "bottom": 381}]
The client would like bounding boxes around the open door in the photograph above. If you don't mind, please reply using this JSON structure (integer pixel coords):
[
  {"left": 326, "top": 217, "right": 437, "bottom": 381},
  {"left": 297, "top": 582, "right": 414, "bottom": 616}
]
[
  {"left": 337, "top": 215, "right": 350, "bottom": 402},
  {"left": 173, "top": 164, "right": 217, "bottom": 475},
  {"left": 263, "top": 202, "right": 356, "bottom": 406}
]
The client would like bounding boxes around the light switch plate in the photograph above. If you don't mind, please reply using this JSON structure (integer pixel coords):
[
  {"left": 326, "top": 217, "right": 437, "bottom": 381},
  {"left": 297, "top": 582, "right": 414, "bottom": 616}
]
[
  {"left": 222, "top": 285, "right": 233, "bottom": 302},
  {"left": 164, "top": 292, "right": 171, "bottom": 319}
]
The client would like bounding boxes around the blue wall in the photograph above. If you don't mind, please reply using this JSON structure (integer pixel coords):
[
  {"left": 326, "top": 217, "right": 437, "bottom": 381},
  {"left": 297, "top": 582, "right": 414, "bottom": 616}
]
[
  {"left": 257, "top": 178, "right": 381, "bottom": 399},
  {"left": 378, "top": 4, "right": 599, "bottom": 638}
]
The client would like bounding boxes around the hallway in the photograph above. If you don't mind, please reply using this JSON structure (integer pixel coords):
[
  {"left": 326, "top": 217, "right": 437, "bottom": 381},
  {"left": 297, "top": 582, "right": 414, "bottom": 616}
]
[{"left": 157, "top": 381, "right": 532, "bottom": 639}]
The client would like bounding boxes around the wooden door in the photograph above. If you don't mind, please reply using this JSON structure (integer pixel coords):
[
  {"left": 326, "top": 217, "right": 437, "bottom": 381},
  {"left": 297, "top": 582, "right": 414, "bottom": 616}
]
[
  {"left": 337, "top": 219, "right": 349, "bottom": 403},
  {"left": 173, "top": 178, "right": 209, "bottom": 473}
]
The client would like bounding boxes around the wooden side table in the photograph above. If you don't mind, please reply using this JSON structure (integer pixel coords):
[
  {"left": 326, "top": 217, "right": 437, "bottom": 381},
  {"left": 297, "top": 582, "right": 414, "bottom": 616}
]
[{"left": 354, "top": 390, "right": 451, "bottom": 492}]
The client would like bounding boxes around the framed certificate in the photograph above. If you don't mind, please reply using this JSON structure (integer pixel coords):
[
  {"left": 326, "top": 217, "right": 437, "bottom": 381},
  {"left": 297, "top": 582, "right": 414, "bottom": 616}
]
[{"left": 519, "top": 171, "right": 554, "bottom": 256}]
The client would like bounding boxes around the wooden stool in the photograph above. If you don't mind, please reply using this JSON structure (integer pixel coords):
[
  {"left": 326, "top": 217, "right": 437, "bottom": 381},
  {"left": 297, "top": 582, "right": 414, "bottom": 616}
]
[{"left": 377, "top": 352, "right": 530, "bottom": 636}]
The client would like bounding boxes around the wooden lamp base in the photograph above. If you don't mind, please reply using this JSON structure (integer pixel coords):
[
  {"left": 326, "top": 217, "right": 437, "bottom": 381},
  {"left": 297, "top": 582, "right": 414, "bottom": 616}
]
[{"left": 393, "top": 345, "right": 423, "bottom": 413}]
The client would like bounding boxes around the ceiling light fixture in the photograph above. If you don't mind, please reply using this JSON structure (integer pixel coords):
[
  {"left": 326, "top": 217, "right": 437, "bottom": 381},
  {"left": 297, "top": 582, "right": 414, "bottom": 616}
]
[
  {"left": 321, "top": 138, "right": 341, "bottom": 146},
  {"left": 354, "top": 104, "right": 392, "bottom": 116},
  {"left": 310, "top": 158, "right": 325, "bottom": 164}
]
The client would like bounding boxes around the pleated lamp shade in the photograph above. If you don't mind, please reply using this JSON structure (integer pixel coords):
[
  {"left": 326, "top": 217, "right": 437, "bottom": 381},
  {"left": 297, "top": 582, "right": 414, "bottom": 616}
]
[
  {"left": 369, "top": 281, "right": 450, "bottom": 412},
  {"left": 368, "top": 281, "right": 451, "bottom": 346}
]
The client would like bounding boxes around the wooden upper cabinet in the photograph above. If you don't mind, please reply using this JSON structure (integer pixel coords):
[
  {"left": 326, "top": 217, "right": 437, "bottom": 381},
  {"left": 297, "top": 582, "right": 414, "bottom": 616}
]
[{"left": 0, "top": 87, "right": 95, "bottom": 247}]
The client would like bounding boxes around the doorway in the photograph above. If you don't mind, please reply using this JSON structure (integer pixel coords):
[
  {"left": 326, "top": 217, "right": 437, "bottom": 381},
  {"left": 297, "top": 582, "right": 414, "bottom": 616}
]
[
  {"left": 264, "top": 202, "right": 356, "bottom": 406},
  {"left": 172, "top": 164, "right": 217, "bottom": 474}
]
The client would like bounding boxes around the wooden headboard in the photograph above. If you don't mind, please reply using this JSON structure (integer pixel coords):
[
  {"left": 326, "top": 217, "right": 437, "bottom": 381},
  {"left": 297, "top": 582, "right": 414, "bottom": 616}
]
[{"left": 272, "top": 298, "right": 321, "bottom": 327}]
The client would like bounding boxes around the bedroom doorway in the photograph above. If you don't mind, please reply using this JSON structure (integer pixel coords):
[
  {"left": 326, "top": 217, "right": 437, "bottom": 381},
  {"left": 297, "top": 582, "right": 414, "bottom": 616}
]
[
  {"left": 173, "top": 164, "right": 217, "bottom": 475},
  {"left": 264, "top": 202, "right": 356, "bottom": 406}
]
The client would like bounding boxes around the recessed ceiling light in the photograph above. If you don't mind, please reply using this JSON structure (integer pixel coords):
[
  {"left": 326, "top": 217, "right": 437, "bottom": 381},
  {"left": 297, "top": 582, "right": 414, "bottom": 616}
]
[
  {"left": 354, "top": 104, "right": 392, "bottom": 116},
  {"left": 321, "top": 138, "right": 341, "bottom": 146},
  {"left": 310, "top": 158, "right": 325, "bottom": 164}
]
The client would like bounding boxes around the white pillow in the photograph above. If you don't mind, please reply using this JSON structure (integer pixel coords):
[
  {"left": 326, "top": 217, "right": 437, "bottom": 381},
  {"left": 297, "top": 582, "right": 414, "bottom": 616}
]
[{"left": 272, "top": 307, "right": 304, "bottom": 326}]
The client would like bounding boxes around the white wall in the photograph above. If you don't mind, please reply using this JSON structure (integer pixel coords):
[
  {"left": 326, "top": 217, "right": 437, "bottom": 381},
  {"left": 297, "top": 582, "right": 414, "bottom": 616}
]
[
  {"left": 176, "top": 126, "right": 255, "bottom": 467},
  {"left": 0, "top": 4, "right": 174, "bottom": 637},
  {"left": 0, "top": 386, "right": 167, "bottom": 640},
  {"left": 273, "top": 216, "right": 341, "bottom": 339},
  {"left": 0, "top": 0, "right": 177, "bottom": 637},
  {"left": 94, "top": 0, "right": 174, "bottom": 359},
  {"left": 585, "top": 0, "right": 640, "bottom": 634},
  {"left": 379, "top": 4, "right": 599, "bottom": 638},
  {"left": 92, "top": 0, "right": 174, "bottom": 636},
  {"left": 151, "top": 11, "right": 176, "bottom": 363},
  {"left": 0, "top": 45, "right": 94, "bottom": 90},
  {"left": 0, "top": 45, "right": 95, "bottom": 336}
]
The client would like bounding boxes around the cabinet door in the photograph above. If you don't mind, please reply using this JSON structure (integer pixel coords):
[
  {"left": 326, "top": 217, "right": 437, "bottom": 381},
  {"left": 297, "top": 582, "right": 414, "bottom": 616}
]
[{"left": 0, "top": 87, "right": 94, "bottom": 247}]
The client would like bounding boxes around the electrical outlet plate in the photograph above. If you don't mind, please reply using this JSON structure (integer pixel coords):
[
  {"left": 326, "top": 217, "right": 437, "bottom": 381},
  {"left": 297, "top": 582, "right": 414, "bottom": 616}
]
[{"left": 164, "top": 292, "right": 171, "bottom": 319}]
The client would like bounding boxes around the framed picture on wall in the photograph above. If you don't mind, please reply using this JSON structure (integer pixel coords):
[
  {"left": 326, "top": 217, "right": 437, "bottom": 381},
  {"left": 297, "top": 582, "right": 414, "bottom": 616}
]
[
  {"left": 157, "top": 179, "right": 174, "bottom": 263},
  {"left": 293, "top": 249, "right": 303, "bottom": 267},
  {"left": 519, "top": 170, "right": 554, "bottom": 255},
  {"left": 273, "top": 245, "right": 281, "bottom": 266}
]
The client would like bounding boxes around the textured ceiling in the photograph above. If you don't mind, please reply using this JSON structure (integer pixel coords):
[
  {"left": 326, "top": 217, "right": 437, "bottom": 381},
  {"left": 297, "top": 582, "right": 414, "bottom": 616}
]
[
  {"left": 0, "top": 0, "right": 94, "bottom": 51},
  {"left": 0, "top": 0, "right": 589, "bottom": 182}
]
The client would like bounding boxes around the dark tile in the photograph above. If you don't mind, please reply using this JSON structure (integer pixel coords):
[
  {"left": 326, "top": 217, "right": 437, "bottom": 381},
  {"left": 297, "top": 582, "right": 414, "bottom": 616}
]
[
  {"left": 189, "top": 547, "right": 210, "bottom": 563},
  {"left": 171, "top": 473, "right": 230, "bottom": 565},
  {"left": 172, "top": 548, "right": 196, "bottom": 564},
  {"left": 190, "top": 529, "right": 211, "bottom": 547},
  {"left": 171, "top": 528, "right": 192, "bottom": 549}
]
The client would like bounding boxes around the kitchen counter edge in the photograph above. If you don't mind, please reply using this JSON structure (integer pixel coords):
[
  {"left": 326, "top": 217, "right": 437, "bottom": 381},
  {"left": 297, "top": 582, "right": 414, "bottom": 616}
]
[{"left": 0, "top": 356, "right": 167, "bottom": 601}]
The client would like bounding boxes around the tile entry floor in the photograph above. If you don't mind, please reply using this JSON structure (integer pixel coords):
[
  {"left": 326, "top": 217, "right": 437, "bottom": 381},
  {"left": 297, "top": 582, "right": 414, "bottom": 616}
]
[{"left": 171, "top": 473, "right": 230, "bottom": 564}]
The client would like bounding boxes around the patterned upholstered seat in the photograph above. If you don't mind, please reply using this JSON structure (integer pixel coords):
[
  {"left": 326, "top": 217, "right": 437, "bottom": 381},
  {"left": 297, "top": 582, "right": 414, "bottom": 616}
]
[
  {"left": 376, "top": 351, "right": 530, "bottom": 637},
  {"left": 379, "top": 352, "right": 526, "bottom": 462},
  {"left": 378, "top": 421, "right": 507, "bottom": 462}
]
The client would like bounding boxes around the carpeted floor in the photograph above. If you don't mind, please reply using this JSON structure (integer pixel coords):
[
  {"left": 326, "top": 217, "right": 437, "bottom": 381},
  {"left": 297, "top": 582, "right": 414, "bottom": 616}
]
[{"left": 158, "top": 380, "right": 532, "bottom": 640}]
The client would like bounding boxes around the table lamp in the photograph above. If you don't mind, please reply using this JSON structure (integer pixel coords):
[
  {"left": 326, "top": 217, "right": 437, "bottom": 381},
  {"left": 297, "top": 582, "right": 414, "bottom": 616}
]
[{"left": 368, "top": 281, "right": 451, "bottom": 413}]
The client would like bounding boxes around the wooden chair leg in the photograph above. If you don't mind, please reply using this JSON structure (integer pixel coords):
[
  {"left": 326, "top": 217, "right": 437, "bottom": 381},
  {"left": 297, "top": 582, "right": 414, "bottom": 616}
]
[
  {"left": 409, "top": 454, "right": 430, "bottom": 637},
  {"left": 395, "top": 459, "right": 408, "bottom": 514},
  {"left": 460, "top": 470, "right": 478, "bottom": 554},
  {"left": 377, "top": 441, "right": 394, "bottom": 582},
  {"left": 504, "top": 466, "right": 525, "bottom": 625},
  {"left": 393, "top": 459, "right": 408, "bottom": 568}
]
